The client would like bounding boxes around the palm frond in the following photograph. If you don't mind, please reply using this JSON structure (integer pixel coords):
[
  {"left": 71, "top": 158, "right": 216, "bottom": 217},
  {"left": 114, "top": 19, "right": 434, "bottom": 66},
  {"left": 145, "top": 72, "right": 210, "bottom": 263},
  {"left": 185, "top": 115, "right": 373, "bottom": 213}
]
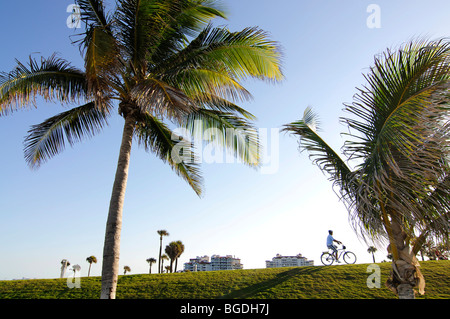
[
  {"left": 83, "top": 25, "right": 120, "bottom": 104},
  {"left": 195, "top": 93, "right": 256, "bottom": 120},
  {"left": 155, "top": 24, "right": 283, "bottom": 83},
  {"left": 164, "top": 67, "right": 253, "bottom": 104},
  {"left": 134, "top": 113, "right": 203, "bottom": 196},
  {"left": 23, "top": 101, "right": 110, "bottom": 168},
  {"left": 283, "top": 107, "right": 385, "bottom": 242},
  {"left": 183, "top": 108, "right": 260, "bottom": 167},
  {"left": 282, "top": 107, "right": 352, "bottom": 190},
  {"left": 0, "top": 54, "right": 87, "bottom": 115},
  {"left": 75, "top": 0, "right": 110, "bottom": 27},
  {"left": 115, "top": 0, "right": 225, "bottom": 75},
  {"left": 147, "top": 0, "right": 227, "bottom": 65}
]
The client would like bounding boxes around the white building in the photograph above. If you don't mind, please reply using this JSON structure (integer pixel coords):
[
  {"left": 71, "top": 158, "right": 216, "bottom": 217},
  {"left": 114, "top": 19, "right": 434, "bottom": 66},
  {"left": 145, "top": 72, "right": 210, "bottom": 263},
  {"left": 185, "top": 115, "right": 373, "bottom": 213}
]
[
  {"left": 184, "top": 255, "right": 243, "bottom": 272},
  {"left": 265, "top": 254, "right": 314, "bottom": 268}
]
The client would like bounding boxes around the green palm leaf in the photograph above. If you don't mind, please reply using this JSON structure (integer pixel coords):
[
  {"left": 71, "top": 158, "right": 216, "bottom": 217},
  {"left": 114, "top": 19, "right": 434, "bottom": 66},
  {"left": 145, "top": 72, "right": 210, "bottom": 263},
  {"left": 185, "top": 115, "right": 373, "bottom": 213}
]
[
  {"left": 24, "top": 101, "right": 110, "bottom": 168},
  {"left": 0, "top": 54, "right": 87, "bottom": 115},
  {"left": 134, "top": 113, "right": 203, "bottom": 195},
  {"left": 156, "top": 24, "right": 283, "bottom": 84},
  {"left": 283, "top": 107, "right": 352, "bottom": 190},
  {"left": 184, "top": 108, "right": 260, "bottom": 167}
]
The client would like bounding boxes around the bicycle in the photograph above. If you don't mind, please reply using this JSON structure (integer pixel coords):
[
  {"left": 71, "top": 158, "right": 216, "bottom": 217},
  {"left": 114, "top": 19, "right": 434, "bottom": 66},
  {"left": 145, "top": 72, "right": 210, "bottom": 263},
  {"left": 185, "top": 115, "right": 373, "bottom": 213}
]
[{"left": 320, "top": 245, "right": 357, "bottom": 266}]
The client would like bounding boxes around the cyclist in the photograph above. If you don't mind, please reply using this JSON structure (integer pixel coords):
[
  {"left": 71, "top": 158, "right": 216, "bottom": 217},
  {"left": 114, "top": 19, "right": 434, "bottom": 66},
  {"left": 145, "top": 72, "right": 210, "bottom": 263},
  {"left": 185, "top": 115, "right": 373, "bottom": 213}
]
[{"left": 326, "top": 230, "right": 342, "bottom": 262}]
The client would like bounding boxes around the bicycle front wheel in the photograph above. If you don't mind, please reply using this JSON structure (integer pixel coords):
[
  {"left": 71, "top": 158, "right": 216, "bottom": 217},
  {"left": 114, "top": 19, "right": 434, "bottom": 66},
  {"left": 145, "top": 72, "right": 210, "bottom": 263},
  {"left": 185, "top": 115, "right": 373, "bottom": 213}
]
[
  {"left": 343, "top": 251, "right": 357, "bottom": 264},
  {"left": 321, "top": 252, "right": 334, "bottom": 266}
]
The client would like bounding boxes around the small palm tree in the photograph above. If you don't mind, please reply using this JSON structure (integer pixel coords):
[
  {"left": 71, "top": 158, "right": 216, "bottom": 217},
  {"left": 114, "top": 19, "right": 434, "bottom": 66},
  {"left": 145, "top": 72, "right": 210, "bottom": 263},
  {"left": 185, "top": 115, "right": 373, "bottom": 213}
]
[
  {"left": 160, "top": 254, "right": 169, "bottom": 273},
  {"left": 123, "top": 265, "right": 131, "bottom": 275},
  {"left": 86, "top": 255, "right": 97, "bottom": 277},
  {"left": 157, "top": 230, "right": 169, "bottom": 274},
  {"left": 72, "top": 264, "right": 82, "bottom": 277},
  {"left": 283, "top": 38, "right": 450, "bottom": 299},
  {"left": 0, "top": 0, "right": 282, "bottom": 299},
  {"left": 367, "top": 246, "right": 377, "bottom": 263},
  {"left": 146, "top": 257, "right": 156, "bottom": 274}
]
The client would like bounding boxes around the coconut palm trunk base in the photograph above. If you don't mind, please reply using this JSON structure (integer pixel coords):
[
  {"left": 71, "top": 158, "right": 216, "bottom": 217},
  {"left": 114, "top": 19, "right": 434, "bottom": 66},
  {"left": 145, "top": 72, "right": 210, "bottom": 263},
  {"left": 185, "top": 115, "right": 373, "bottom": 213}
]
[{"left": 386, "top": 253, "right": 425, "bottom": 299}]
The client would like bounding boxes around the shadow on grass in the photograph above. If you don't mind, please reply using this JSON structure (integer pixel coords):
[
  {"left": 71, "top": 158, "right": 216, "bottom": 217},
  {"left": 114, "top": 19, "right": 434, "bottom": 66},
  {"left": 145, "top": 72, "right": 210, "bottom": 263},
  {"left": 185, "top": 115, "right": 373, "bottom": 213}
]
[{"left": 218, "top": 267, "right": 323, "bottom": 299}]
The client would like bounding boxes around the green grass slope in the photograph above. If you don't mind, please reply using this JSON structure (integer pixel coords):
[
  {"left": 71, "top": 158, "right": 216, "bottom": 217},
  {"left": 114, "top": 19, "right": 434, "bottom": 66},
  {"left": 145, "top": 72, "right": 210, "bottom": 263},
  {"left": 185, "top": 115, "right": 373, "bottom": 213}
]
[{"left": 0, "top": 261, "right": 448, "bottom": 299}]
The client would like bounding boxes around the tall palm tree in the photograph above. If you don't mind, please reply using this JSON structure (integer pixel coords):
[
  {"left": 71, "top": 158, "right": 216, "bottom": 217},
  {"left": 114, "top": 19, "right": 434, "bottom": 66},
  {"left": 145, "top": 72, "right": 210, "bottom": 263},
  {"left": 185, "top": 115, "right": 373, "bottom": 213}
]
[
  {"left": 146, "top": 257, "right": 156, "bottom": 274},
  {"left": 165, "top": 241, "right": 180, "bottom": 273},
  {"left": 0, "top": 0, "right": 282, "bottom": 299},
  {"left": 367, "top": 246, "right": 377, "bottom": 263},
  {"left": 174, "top": 240, "right": 185, "bottom": 272},
  {"left": 283, "top": 39, "right": 450, "bottom": 299},
  {"left": 123, "top": 265, "right": 131, "bottom": 275},
  {"left": 86, "top": 255, "right": 97, "bottom": 277},
  {"left": 157, "top": 230, "right": 169, "bottom": 274}
]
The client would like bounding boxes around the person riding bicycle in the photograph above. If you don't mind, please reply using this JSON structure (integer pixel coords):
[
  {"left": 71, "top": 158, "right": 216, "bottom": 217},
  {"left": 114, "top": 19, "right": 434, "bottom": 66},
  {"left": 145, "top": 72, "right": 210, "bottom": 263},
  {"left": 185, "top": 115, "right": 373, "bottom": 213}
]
[{"left": 327, "top": 230, "right": 342, "bottom": 262}]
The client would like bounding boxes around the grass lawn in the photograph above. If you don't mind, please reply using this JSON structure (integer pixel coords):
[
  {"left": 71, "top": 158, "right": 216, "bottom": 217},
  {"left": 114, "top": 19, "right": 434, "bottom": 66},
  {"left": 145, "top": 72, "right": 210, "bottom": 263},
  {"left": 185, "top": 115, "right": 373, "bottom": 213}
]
[{"left": 0, "top": 260, "right": 448, "bottom": 299}]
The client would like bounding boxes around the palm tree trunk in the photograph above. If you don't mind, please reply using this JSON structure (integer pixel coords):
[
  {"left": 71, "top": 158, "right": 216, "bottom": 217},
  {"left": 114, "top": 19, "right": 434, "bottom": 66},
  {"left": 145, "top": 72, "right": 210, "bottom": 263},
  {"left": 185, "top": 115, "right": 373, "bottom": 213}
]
[
  {"left": 100, "top": 115, "right": 135, "bottom": 299},
  {"left": 88, "top": 264, "right": 92, "bottom": 277},
  {"left": 158, "top": 238, "right": 162, "bottom": 274},
  {"left": 385, "top": 215, "right": 425, "bottom": 299}
]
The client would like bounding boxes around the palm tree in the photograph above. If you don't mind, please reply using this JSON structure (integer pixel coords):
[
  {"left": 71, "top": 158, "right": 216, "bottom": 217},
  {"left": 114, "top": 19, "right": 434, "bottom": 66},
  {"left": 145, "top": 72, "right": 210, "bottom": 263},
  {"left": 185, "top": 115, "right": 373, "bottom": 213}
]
[
  {"left": 0, "top": 0, "right": 282, "bottom": 299},
  {"left": 165, "top": 241, "right": 181, "bottom": 273},
  {"left": 174, "top": 240, "right": 185, "bottom": 272},
  {"left": 367, "top": 246, "right": 377, "bottom": 263},
  {"left": 60, "top": 259, "right": 70, "bottom": 278},
  {"left": 283, "top": 39, "right": 450, "bottom": 299},
  {"left": 72, "top": 264, "right": 82, "bottom": 277},
  {"left": 160, "top": 254, "right": 169, "bottom": 273},
  {"left": 123, "top": 265, "right": 131, "bottom": 275},
  {"left": 157, "top": 230, "right": 169, "bottom": 274},
  {"left": 86, "top": 255, "right": 97, "bottom": 277},
  {"left": 60, "top": 259, "right": 70, "bottom": 279},
  {"left": 146, "top": 257, "right": 156, "bottom": 274}
]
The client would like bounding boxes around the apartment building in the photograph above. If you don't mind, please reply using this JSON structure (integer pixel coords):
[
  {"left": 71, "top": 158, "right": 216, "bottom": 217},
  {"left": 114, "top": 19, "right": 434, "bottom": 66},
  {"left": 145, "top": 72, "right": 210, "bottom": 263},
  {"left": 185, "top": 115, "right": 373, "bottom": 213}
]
[
  {"left": 184, "top": 255, "right": 243, "bottom": 272},
  {"left": 265, "top": 253, "right": 314, "bottom": 268}
]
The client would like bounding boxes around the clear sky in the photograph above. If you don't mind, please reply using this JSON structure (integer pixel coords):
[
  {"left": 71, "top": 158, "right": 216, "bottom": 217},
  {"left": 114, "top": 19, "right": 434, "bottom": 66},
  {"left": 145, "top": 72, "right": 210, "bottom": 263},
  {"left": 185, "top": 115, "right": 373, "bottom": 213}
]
[{"left": 0, "top": 0, "right": 449, "bottom": 280}]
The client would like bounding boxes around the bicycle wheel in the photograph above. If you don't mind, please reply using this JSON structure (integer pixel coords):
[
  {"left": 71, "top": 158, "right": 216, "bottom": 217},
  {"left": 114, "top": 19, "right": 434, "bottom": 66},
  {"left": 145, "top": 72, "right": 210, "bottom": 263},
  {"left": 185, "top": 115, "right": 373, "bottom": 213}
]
[
  {"left": 320, "top": 252, "right": 334, "bottom": 266},
  {"left": 343, "top": 251, "right": 356, "bottom": 264}
]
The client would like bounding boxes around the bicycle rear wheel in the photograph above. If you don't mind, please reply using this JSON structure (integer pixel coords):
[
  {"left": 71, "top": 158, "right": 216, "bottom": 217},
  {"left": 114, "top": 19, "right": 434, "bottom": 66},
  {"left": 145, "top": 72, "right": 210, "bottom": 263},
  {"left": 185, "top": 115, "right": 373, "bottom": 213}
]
[
  {"left": 320, "top": 252, "right": 334, "bottom": 266},
  {"left": 343, "top": 251, "right": 356, "bottom": 264}
]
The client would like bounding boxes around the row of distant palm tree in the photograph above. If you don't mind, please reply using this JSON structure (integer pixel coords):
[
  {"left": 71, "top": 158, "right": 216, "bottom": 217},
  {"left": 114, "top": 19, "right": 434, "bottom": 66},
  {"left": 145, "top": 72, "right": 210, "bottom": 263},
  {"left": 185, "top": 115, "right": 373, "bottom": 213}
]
[
  {"left": 62, "top": 231, "right": 183, "bottom": 278},
  {"left": 60, "top": 256, "right": 97, "bottom": 278}
]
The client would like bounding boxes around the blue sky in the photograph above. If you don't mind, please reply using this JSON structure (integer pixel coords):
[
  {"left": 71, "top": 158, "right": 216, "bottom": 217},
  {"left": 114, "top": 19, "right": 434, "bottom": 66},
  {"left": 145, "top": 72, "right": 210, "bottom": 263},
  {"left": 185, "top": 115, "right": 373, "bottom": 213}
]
[{"left": 0, "top": 0, "right": 449, "bottom": 280}]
